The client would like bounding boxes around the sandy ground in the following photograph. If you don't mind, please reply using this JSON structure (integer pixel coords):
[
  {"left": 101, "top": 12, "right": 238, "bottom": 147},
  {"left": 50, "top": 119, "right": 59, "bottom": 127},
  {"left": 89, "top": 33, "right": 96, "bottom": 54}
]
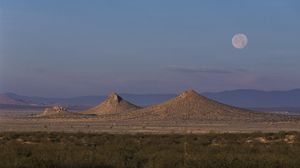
[{"left": 2, "top": 115, "right": 300, "bottom": 133}]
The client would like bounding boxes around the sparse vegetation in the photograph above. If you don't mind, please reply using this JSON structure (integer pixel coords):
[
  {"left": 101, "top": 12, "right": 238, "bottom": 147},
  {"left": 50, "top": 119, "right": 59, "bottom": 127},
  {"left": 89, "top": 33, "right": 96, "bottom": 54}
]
[{"left": 0, "top": 132, "right": 300, "bottom": 168}]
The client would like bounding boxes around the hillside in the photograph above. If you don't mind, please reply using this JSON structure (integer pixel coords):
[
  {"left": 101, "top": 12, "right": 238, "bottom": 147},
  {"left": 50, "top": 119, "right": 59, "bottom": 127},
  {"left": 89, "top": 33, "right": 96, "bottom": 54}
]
[
  {"left": 82, "top": 93, "right": 141, "bottom": 115},
  {"left": 113, "top": 90, "right": 291, "bottom": 122},
  {"left": 0, "top": 93, "right": 29, "bottom": 105}
]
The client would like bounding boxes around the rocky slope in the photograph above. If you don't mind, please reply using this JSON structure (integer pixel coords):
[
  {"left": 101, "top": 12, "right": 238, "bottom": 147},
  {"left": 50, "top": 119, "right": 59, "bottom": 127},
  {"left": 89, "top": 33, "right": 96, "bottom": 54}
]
[
  {"left": 111, "top": 90, "right": 291, "bottom": 122},
  {"left": 82, "top": 93, "right": 140, "bottom": 115}
]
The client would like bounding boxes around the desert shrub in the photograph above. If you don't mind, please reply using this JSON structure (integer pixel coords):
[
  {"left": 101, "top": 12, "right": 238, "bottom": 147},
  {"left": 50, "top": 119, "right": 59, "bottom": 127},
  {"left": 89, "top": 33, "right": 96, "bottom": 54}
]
[{"left": 0, "top": 132, "right": 300, "bottom": 168}]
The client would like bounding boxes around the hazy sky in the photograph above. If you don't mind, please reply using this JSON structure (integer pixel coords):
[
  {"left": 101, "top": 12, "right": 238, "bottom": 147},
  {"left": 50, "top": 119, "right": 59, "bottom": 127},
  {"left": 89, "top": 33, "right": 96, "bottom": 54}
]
[{"left": 0, "top": 0, "right": 300, "bottom": 97}]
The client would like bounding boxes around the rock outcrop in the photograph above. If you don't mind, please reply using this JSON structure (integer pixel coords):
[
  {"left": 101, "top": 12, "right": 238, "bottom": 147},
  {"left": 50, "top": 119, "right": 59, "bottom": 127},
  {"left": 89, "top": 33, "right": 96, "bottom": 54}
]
[
  {"left": 42, "top": 106, "right": 69, "bottom": 116},
  {"left": 38, "top": 106, "right": 82, "bottom": 118}
]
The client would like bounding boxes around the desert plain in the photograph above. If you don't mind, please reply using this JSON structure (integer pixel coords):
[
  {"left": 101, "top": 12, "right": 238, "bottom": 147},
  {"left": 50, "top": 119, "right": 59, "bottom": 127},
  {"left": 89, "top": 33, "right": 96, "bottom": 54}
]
[{"left": 1, "top": 90, "right": 300, "bottom": 134}]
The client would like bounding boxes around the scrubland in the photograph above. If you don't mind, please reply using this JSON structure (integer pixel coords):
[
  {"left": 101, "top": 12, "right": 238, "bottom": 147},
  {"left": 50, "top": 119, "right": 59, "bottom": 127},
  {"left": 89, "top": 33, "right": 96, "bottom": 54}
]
[{"left": 0, "top": 132, "right": 300, "bottom": 168}]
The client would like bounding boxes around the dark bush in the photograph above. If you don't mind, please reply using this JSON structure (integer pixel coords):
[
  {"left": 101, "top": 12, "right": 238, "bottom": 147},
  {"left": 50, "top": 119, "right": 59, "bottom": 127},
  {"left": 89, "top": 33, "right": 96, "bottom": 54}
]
[{"left": 0, "top": 132, "right": 300, "bottom": 168}]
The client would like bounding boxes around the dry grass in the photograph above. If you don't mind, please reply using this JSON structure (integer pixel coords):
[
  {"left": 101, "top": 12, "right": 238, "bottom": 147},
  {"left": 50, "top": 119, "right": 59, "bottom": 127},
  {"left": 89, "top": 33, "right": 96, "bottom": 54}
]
[{"left": 1, "top": 132, "right": 300, "bottom": 168}]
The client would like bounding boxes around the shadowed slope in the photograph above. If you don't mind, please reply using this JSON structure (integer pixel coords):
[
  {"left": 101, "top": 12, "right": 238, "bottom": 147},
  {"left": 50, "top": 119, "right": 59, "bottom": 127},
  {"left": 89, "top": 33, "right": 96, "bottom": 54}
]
[
  {"left": 82, "top": 93, "right": 140, "bottom": 115},
  {"left": 114, "top": 90, "right": 292, "bottom": 121}
]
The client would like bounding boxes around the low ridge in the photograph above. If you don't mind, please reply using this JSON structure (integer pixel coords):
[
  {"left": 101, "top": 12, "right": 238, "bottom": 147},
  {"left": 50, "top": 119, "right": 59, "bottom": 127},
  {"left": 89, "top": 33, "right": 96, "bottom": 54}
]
[
  {"left": 112, "top": 89, "right": 290, "bottom": 121},
  {"left": 82, "top": 92, "right": 140, "bottom": 115},
  {"left": 41, "top": 106, "right": 69, "bottom": 116},
  {"left": 38, "top": 106, "right": 72, "bottom": 117},
  {"left": 37, "top": 105, "right": 89, "bottom": 119},
  {"left": 0, "top": 93, "right": 28, "bottom": 105}
]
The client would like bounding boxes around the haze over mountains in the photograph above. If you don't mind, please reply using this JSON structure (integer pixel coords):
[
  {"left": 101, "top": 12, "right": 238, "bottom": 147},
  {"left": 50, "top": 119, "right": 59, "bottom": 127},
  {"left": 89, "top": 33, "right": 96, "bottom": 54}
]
[
  {"left": 204, "top": 89, "right": 300, "bottom": 108},
  {"left": 1, "top": 89, "right": 300, "bottom": 109}
]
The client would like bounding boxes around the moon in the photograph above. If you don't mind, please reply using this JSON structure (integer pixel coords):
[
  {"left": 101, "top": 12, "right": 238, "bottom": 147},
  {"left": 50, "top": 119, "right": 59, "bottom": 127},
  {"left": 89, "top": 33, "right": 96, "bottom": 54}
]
[{"left": 232, "top": 33, "right": 248, "bottom": 49}]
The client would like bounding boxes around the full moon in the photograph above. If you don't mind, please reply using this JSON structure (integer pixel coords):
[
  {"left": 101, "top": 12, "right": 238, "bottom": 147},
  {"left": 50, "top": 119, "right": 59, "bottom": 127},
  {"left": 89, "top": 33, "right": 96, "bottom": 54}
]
[{"left": 232, "top": 33, "right": 248, "bottom": 49}]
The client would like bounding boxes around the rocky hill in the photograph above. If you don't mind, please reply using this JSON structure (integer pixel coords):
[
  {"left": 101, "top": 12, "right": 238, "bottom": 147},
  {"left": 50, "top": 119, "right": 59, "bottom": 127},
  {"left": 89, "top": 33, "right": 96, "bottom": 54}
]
[
  {"left": 82, "top": 93, "right": 140, "bottom": 115},
  {"left": 37, "top": 106, "right": 85, "bottom": 118},
  {"left": 111, "top": 90, "right": 291, "bottom": 122}
]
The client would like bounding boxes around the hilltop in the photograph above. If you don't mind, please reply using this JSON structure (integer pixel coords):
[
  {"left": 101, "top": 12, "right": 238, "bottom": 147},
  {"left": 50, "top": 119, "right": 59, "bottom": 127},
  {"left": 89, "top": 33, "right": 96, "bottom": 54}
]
[
  {"left": 82, "top": 93, "right": 140, "bottom": 115},
  {"left": 111, "top": 90, "right": 291, "bottom": 122}
]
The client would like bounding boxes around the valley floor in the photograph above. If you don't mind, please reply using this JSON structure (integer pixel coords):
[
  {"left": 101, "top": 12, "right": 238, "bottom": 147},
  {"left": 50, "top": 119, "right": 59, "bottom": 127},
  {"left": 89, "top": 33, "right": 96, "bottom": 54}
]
[{"left": 2, "top": 116, "right": 300, "bottom": 133}]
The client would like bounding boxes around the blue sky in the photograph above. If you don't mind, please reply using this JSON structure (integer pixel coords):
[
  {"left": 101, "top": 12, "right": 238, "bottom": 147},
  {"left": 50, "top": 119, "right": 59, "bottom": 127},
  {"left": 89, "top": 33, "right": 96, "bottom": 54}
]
[{"left": 0, "top": 0, "right": 299, "bottom": 97}]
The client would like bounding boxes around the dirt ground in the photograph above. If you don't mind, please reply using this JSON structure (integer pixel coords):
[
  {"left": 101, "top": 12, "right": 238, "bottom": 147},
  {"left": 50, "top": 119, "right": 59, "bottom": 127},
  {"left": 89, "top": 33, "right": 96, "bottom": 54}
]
[{"left": 2, "top": 114, "right": 300, "bottom": 133}]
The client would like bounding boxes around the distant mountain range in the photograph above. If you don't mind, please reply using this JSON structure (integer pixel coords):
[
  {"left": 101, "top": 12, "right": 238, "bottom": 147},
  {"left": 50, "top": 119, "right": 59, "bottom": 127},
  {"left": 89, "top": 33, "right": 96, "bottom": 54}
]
[
  {"left": 0, "top": 92, "right": 175, "bottom": 107},
  {"left": 203, "top": 89, "right": 300, "bottom": 108},
  {"left": 1, "top": 89, "right": 300, "bottom": 108}
]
